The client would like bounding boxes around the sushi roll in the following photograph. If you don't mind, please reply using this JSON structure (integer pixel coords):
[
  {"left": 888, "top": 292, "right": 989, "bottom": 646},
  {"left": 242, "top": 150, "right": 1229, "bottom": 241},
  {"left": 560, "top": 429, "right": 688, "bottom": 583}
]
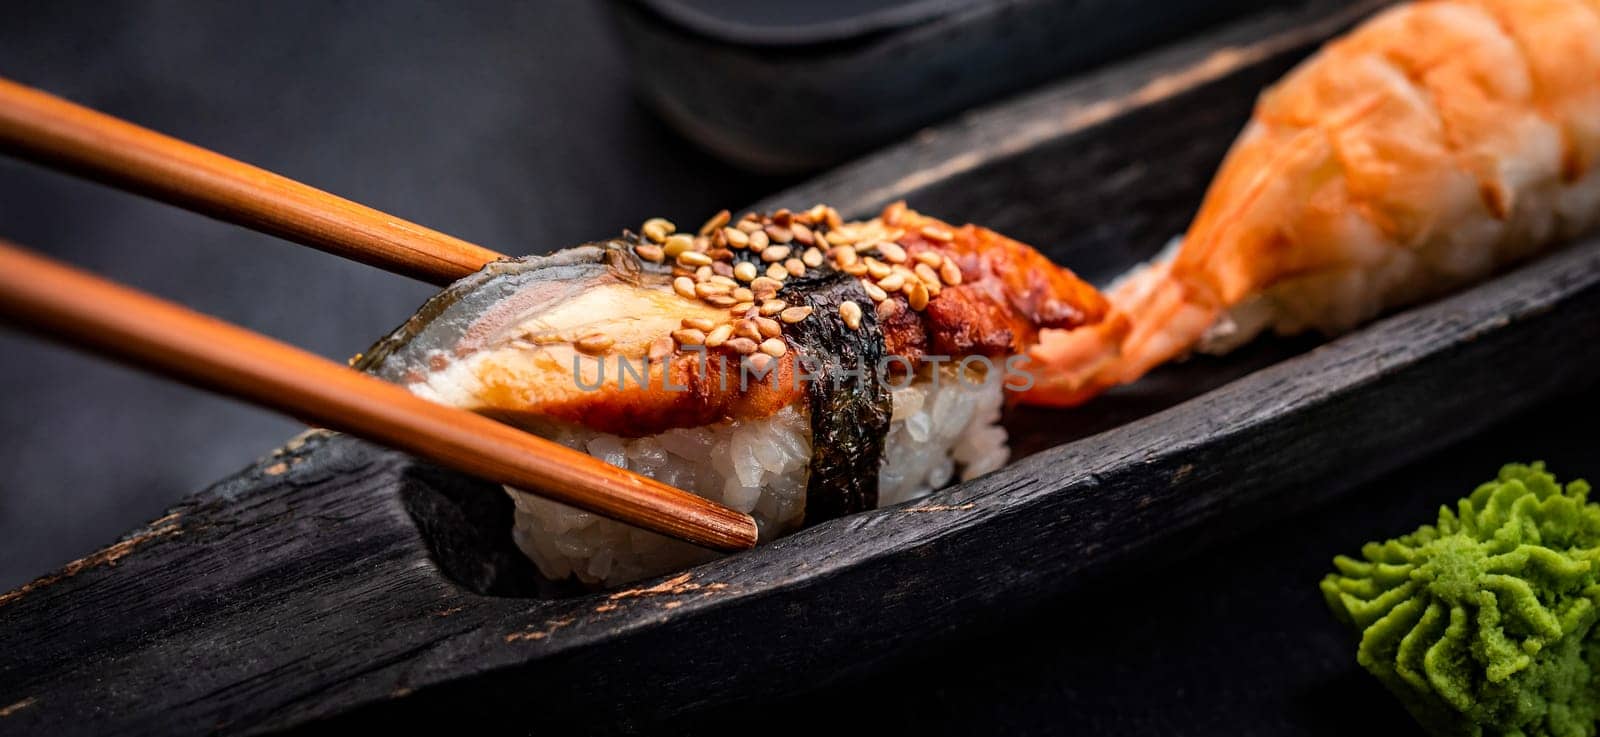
[{"left": 359, "top": 204, "right": 1106, "bottom": 584}]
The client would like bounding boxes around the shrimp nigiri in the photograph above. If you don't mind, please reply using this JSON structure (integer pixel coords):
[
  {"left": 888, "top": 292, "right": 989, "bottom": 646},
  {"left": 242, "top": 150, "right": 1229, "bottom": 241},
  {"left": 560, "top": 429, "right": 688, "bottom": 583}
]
[{"left": 1025, "top": 0, "right": 1600, "bottom": 406}]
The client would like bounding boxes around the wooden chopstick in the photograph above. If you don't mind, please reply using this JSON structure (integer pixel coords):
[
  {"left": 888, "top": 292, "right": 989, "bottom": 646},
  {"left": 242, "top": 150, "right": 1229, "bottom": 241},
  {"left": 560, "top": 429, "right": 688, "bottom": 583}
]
[
  {"left": 0, "top": 240, "right": 758, "bottom": 552},
  {"left": 0, "top": 77, "right": 504, "bottom": 286}
]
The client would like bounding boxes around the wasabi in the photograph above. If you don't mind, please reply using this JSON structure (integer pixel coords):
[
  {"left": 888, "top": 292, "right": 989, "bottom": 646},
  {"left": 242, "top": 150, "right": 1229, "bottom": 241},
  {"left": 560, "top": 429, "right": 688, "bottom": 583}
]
[{"left": 1322, "top": 463, "right": 1600, "bottom": 737}]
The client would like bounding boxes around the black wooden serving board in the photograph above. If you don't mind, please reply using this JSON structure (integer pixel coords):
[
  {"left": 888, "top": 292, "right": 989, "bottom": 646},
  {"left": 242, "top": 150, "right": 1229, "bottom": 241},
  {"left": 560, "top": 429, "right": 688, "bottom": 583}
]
[{"left": 4, "top": 1, "right": 1599, "bottom": 734}]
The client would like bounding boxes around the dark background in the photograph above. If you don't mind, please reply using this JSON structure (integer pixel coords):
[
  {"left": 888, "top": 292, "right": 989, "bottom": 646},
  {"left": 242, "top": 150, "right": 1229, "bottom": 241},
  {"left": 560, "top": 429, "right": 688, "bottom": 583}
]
[{"left": 0, "top": 1, "right": 791, "bottom": 591}]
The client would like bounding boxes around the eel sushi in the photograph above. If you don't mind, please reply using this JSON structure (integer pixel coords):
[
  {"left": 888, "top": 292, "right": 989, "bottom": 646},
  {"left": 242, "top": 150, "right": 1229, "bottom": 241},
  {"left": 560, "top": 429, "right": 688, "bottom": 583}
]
[{"left": 359, "top": 204, "right": 1107, "bottom": 584}]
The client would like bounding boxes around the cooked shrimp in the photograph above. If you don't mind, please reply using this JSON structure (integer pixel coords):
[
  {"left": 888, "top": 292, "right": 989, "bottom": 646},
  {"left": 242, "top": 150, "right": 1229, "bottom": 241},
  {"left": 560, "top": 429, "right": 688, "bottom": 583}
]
[{"left": 1024, "top": 0, "right": 1600, "bottom": 406}]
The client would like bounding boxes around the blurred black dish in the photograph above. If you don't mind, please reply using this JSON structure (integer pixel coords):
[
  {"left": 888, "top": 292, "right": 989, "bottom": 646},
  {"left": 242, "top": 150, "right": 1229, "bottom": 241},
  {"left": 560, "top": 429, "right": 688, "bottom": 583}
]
[{"left": 607, "top": 0, "right": 1305, "bottom": 171}]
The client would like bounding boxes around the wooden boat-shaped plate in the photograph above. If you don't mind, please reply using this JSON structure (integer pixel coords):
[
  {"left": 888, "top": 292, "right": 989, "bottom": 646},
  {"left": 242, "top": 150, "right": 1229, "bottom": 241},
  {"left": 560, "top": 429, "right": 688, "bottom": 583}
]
[{"left": 5, "top": 0, "right": 1600, "bottom": 733}]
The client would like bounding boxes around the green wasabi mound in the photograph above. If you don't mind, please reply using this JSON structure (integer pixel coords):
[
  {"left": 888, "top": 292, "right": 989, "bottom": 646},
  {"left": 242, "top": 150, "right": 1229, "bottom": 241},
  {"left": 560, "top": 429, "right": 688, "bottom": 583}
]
[{"left": 1321, "top": 463, "right": 1600, "bottom": 737}]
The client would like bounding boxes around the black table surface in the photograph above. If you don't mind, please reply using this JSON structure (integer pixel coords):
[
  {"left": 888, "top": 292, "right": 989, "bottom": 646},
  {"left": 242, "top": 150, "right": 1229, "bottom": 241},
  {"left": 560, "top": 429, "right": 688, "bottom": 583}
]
[{"left": 1, "top": 3, "right": 1595, "bottom": 735}]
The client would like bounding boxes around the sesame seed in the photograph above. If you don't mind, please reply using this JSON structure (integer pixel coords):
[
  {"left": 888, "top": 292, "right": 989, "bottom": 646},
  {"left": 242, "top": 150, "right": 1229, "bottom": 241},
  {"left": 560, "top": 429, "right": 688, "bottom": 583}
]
[
  {"left": 692, "top": 236, "right": 712, "bottom": 252},
  {"left": 908, "top": 282, "right": 930, "bottom": 310},
  {"left": 709, "top": 275, "right": 738, "bottom": 288},
  {"left": 705, "top": 324, "right": 734, "bottom": 347},
  {"left": 673, "top": 276, "right": 697, "bottom": 299},
  {"left": 731, "top": 301, "right": 755, "bottom": 313},
  {"left": 877, "top": 297, "right": 903, "bottom": 319},
  {"left": 682, "top": 317, "right": 716, "bottom": 332},
  {"left": 695, "top": 265, "right": 713, "bottom": 281},
  {"left": 865, "top": 258, "right": 892, "bottom": 279},
  {"left": 772, "top": 208, "right": 793, "bottom": 226},
  {"left": 700, "top": 209, "right": 730, "bottom": 236},
  {"left": 780, "top": 306, "right": 813, "bottom": 323},
  {"left": 915, "top": 263, "right": 941, "bottom": 287},
  {"left": 940, "top": 260, "right": 963, "bottom": 285},
  {"left": 733, "top": 261, "right": 759, "bottom": 282},
  {"left": 750, "top": 276, "right": 782, "bottom": 296},
  {"left": 634, "top": 244, "right": 664, "bottom": 262},
  {"left": 791, "top": 222, "right": 815, "bottom": 245},
  {"left": 839, "top": 300, "right": 863, "bottom": 330},
  {"left": 726, "top": 337, "right": 759, "bottom": 355},
  {"left": 882, "top": 201, "right": 907, "bottom": 226},
  {"left": 642, "top": 218, "right": 675, "bottom": 243},
  {"left": 806, "top": 204, "right": 829, "bottom": 222},
  {"left": 575, "top": 333, "right": 614, "bottom": 354},
  {"left": 677, "top": 250, "right": 712, "bottom": 267},
  {"left": 759, "top": 338, "right": 787, "bottom": 357},
  {"left": 862, "top": 280, "right": 888, "bottom": 302},
  {"left": 915, "top": 251, "right": 943, "bottom": 268},
  {"left": 766, "top": 263, "right": 789, "bottom": 280},
  {"left": 737, "top": 217, "right": 762, "bottom": 233},
  {"left": 843, "top": 262, "right": 869, "bottom": 276},
  {"left": 784, "top": 258, "right": 806, "bottom": 277},
  {"left": 663, "top": 234, "right": 694, "bottom": 257},
  {"left": 878, "top": 272, "right": 906, "bottom": 292},
  {"left": 802, "top": 248, "right": 824, "bottom": 268},
  {"left": 735, "top": 319, "right": 763, "bottom": 341},
  {"left": 648, "top": 336, "right": 675, "bottom": 361},
  {"left": 748, "top": 229, "right": 770, "bottom": 251},
  {"left": 920, "top": 225, "right": 953, "bottom": 242},
  {"left": 723, "top": 227, "right": 749, "bottom": 248},
  {"left": 695, "top": 281, "right": 731, "bottom": 298},
  {"left": 764, "top": 224, "right": 793, "bottom": 244},
  {"left": 878, "top": 241, "right": 908, "bottom": 263},
  {"left": 759, "top": 299, "right": 787, "bottom": 316},
  {"left": 703, "top": 294, "right": 738, "bottom": 307},
  {"left": 672, "top": 328, "right": 706, "bottom": 346},
  {"left": 761, "top": 245, "right": 791, "bottom": 263},
  {"left": 732, "top": 287, "right": 754, "bottom": 302},
  {"left": 711, "top": 261, "right": 734, "bottom": 278},
  {"left": 754, "top": 316, "right": 781, "bottom": 338},
  {"left": 825, "top": 229, "right": 857, "bottom": 246},
  {"left": 832, "top": 247, "right": 858, "bottom": 267}
]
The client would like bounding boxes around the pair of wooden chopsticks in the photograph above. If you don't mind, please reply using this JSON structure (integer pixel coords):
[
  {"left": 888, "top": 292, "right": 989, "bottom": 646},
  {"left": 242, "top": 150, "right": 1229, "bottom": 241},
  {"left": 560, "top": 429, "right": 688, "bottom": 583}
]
[{"left": 0, "top": 77, "right": 758, "bottom": 552}]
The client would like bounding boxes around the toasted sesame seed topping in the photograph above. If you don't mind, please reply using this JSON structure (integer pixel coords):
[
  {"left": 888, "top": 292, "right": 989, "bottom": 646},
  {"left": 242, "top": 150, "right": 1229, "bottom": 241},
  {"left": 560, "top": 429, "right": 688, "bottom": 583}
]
[
  {"left": 862, "top": 280, "right": 888, "bottom": 302},
  {"left": 878, "top": 272, "right": 906, "bottom": 292},
  {"left": 677, "top": 250, "right": 712, "bottom": 267},
  {"left": 791, "top": 222, "right": 815, "bottom": 245},
  {"left": 732, "top": 287, "right": 754, "bottom": 303},
  {"left": 842, "top": 262, "right": 869, "bottom": 276},
  {"left": 784, "top": 258, "right": 806, "bottom": 277},
  {"left": 779, "top": 305, "right": 813, "bottom": 323},
  {"left": 759, "top": 338, "right": 787, "bottom": 357},
  {"left": 673, "top": 276, "right": 697, "bottom": 299},
  {"left": 839, "top": 300, "right": 863, "bottom": 330},
  {"left": 760, "top": 245, "right": 791, "bottom": 263},
  {"left": 695, "top": 265, "right": 713, "bottom": 281},
  {"left": 732, "top": 261, "right": 759, "bottom": 282},
  {"left": 802, "top": 247, "right": 824, "bottom": 268},
  {"left": 575, "top": 333, "right": 614, "bottom": 354},
  {"left": 764, "top": 224, "right": 793, "bottom": 244},
  {"left": 711, "top": 261, "right": 734, "bottom": 278},
  {"left": 864, "top": 258, "right": 892, "bottom": 279},
  {"left": 634, "top": 244, "right": 664, "bottom": 262},
  {"left": 766, "top": 263, "right": 789, "bottom": 281},
  {"left": 731, "top": 301, "right": 755, "bottom": 314},
  {"left": 682, "top": 317, "right": 716, "bottom": 332},
  {"left": 825, "top": 228, "right": 857, "bottom": 246},
  {"left": 882, "top": 200, "right": 907, "bottom": 226},
  {"left": 939, "top": 260, "right": 963, "bottom": 285},
  {"left": 642, "top": 218, "right": 675, "bottom": 243},
  {"left": 748, "top": 229, "right": 770, "bottom": 251},
  {"left": 708, "top": 274, "right": 738, "bottom": 288},
  {"left": 914, "top": 251, "right": 943, "bottom": 268},
  {"left": 878, "top": 241, "right": 908, "bottom": 263},
  {"left": 695, "top": 281, "right": 731, "bottom": 298},
  {"left": 750, "top": 276, "right": 782, "bottom": 295},
  {"left": 920, "top": 225, "right": 953, "bottom": 242},
  {"left": 672, "top": 328, "right": 706, "bottom": 346},
  {"left": 663, "top": 233, "right": 694, "bottom": 257},
  {"left": 703, "top": 294, "right": 738, "bottom": 307},
  {"left": 832, "top": 247, "right": 858, "bottom": 267},
  {"left": 907, "top": 281, "right": 929, "bottom": 310},
  {"left": 736, "top": 218, "right": 762, "bottom": 234},
  {"left": 725, "top": 337, "right": 759, "bottom": 355},
  {"left": 759, "top": 299, "right": 787, "bottom": 316},
  {"left": 723, "top": 227, "right": 749, "bottom": 248},
  {"left": 700, "top": 209, "right": 731, "bottom": 236},
  {"left": 705, "top": 324, "right": 734, "bottom": 347},
  {"left": 914, "top": 262, "right": 941, "bottom": 287},
  {"left": 754, "top": 316, "right": 781, "bottom": 338}
]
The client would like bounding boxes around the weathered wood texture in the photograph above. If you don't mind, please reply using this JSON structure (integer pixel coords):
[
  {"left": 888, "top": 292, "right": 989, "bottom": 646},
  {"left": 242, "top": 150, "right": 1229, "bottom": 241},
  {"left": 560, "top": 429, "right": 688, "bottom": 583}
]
[{"left": 12, "top": 1, "right": 1600, "bottom": 734}]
